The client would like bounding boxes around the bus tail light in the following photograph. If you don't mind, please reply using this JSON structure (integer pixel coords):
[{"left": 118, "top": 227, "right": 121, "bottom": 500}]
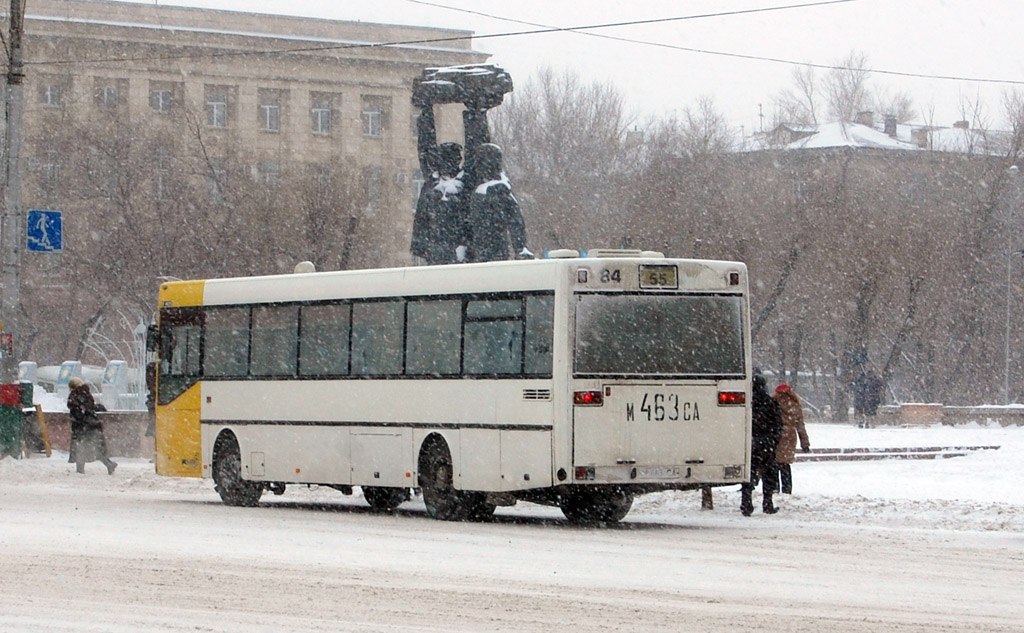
[
  {"left": 574, "top": 466, "right": 595, "bottom": 480},
  {"left": 573, "top": 390, "right": 603, "bottom": 406},
  {"left": 718, "top": 391, "right": 745, "bottom": 406}
]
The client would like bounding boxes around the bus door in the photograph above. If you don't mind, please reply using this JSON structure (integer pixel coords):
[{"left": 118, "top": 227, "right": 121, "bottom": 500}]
[{"left": 155, "top": 307, "right": 203, "bottom": 477}]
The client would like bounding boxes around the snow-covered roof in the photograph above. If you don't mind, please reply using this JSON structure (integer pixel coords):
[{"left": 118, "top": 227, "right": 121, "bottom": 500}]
[
  {"left": 925, "top": 127, "right": 1014, "bottom": 155},
  {"left": 781, "top": 121, "right": 920, "bottom": 151},
  {"left": 26, "top": 12, "right": 481, "bottom": 57}
]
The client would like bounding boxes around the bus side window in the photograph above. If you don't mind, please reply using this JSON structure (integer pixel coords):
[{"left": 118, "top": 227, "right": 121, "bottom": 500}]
[
  {"left": 299, "top": 303, "right": 351, "bottom": 377},
  {"left": 251, "top": 305, "right": 299, "bottom": 377},
  {"left": 525, "top": 295, "right": 554, "bottom": 376},
  {"left": 406, "top": 299, "right": 460, "bottom": 376},
  {"left": 204, "top": 307, "right": 251, "bottom": 378},
  {"left": 464, "top": 299, "right": 522, "bottom": 376},
  {"left": 351, "top": 301, "right": 404, "bottom": 376}
]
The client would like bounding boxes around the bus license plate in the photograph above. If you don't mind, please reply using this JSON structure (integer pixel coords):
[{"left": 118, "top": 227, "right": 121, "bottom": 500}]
[
  {"left": 638, "top": 466, "right": 680, "bottom": 479},
  {"left": 626, "top": 393, "right": 701, "bottom": 422}
]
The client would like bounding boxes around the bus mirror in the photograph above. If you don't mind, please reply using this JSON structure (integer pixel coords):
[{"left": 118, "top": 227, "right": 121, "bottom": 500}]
[{"left": 146, "top": 324, "right": 159, "bottom": 353}]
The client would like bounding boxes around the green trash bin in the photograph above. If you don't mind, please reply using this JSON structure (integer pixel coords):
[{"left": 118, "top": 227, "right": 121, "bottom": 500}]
[{"left": 20, "top": 381, "right": 33, "bottom": 407}]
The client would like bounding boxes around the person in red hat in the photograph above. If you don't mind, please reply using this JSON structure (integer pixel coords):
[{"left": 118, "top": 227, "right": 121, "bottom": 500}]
[{"left": 773, "top": 383, "right": 810, "bottom": 494}]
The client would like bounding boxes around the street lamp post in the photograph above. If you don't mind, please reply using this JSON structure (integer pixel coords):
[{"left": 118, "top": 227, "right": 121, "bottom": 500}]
[
  {"left": 1006, "top": 247, "right": 1013, "bottom": 405},
  {"left": 1006, "top": 165, "right": 1022, "bottom": 405}
]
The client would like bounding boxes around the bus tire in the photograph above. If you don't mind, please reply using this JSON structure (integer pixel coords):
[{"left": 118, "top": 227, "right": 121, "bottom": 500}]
[
  {"left": 419, "top": 440, "right": 470, "bottom": 521},
  {"left": 212, "top": 434, "right": 262, "bottom": 507},
  {"left": 362, "top": 486, "right": 409, "bottom": 512},
  {"left": 560, "top": 487, "right": 633, "bottom": 524}
]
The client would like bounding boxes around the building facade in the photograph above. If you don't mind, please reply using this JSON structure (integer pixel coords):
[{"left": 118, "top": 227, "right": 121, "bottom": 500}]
[
  {"left": 5, "top": 0, "right": 489, "bottom": 362},
  {"left": 18, "top": 0, "right": 485, "bottom": 266}
]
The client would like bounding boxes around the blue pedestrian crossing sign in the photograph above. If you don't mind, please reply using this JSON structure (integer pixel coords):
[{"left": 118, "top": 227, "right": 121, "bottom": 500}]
[{"left": 26, "top": 209, "right": 62, "bottom": 253}]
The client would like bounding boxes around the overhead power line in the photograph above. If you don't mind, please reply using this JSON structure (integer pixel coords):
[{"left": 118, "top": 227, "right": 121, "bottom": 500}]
[
  {"left": 406, "top": 0, "right": 1024, "bottom": 87},
  {"left": 22, "top": 0, "right": 857, "bottom": 67},
  {"left": 18, "top": 0, "right": 1024, "bottom": 87}
]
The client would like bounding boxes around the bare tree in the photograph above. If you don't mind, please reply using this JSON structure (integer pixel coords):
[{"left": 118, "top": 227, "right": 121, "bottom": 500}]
[
  {"left": 825, "top": 51, "right": 872, "bottom": 122},
  {"left": 873, "top": 88, "right": 916, "bottom": 124},
  {"left": 772, "top": 65, "right": 819, "bottom": 126},
  {"left": 491, "top": 67, "right": 639, "bottom": 251}
]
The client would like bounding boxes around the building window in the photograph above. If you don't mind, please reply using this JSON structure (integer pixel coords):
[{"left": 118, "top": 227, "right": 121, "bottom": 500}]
[
  {"left": 258, "top": 89, "right": 281, "bottom": 132},
  {"left": 39, "top": 82, "right": 63, "bottom": 108},
  {"left": 310, "top": 163, "right": 331, "bottom": 193},
  {"left": 361, "top": 95, "right": 390, "bottom": 137},
  {"left": 149, "top": 80, "right": 182, "bottom": 115},
  {"left": 153, "top": 147, "right": 172, "bottom": 201},
  {"left": 207, "top": 158, "right": 226, "bottom": 204},
  {"left": 150, "top": 89, "right": 171, "bottom": 113},
  {"left": 311, "top": 92, "right": 333, "bottom": 135},
  {"left": 29, "top": 150, "right": 61, "bottom": 195},
  {"left": 257, "top": 160, "right": 280, "bottom": 188},
  {"left": 205, "top": 85, "right": 231, "bottom": 128},
  {"left": 94, "top": 78, "right": 127, "bottom": 111},
  {"left": 412, "top": 169, "right": 424, "bottom": 211},
  {"left": 96, "top": 86, "right": 117, "bottom": 108},
  {"left": 363, "top": 165, "right": 382, "bottom": 214}
]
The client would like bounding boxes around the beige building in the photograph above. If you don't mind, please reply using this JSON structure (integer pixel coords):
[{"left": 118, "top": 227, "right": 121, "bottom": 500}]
[
  {"left": 16, "top": 0, "right": 487, "bottom": 268},
  {"left": 4, "top": 0, "right": 493, "bottom": 361}
]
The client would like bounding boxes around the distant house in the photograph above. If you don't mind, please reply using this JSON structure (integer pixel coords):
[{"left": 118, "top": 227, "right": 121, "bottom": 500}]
[{"left": 752, "top": 114, "right": 1014, "bottom": 156}]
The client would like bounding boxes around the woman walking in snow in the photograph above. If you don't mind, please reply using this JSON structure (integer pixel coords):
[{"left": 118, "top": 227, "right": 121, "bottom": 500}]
[
  {"left": 67, "top": 377, "right": 117, "bottom": 475},
  {"left": 773, "top": 383, "right": 810, "bottom": 494}
]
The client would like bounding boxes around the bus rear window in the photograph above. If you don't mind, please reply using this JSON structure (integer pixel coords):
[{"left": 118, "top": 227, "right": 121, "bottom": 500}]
[{"left": 574, "top": 294, "right": 744, "bottom": 376}]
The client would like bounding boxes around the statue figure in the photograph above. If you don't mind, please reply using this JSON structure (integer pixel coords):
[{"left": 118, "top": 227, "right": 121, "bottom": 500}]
[
  {"left": 410, "top": 102, "right": 465, "bottom": 265},
  {"left": 465, "top": 143, "right": 531, "bottom": 262}
]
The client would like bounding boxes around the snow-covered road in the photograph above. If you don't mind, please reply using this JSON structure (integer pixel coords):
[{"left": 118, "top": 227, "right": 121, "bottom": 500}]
[{"left": 1, "top": 423, "right": 1022, "bottom": 632}]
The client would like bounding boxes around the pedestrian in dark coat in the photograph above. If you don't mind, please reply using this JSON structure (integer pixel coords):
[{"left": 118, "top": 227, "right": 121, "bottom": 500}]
[
  {"left": 741, "top": 374, "right": 783, "bottom": 515},
  {"left": 67, "top": 377, "right": 117, "bottom": 475},
  {"left": 465, "top": 143, "right": 532, "bottom": 263},
  {"left": 773, "top": 383, "right": 810, "bottom": 494},
  {"left": 854, "top": 370, "right": 884, "bottom": 428}
]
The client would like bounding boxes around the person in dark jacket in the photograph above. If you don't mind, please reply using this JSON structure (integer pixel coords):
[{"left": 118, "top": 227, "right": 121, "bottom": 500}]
[
  {"left": 465, "top": 143, "right": 532, "bottom": 263},
  {"left": 410, "top": 104, "right": 466, "bottom": 265},
  {"left": 741, "top": 373, "right": 783, "bottom": 515},
  {"left": 773, "top": 383, "right": 810, "bottom": 494},
  {"left": 854, "top": 370, "right": 884, "bottom": 428},
  {"left": 67, "top": 377, "right": 117, "bottom": 475}
]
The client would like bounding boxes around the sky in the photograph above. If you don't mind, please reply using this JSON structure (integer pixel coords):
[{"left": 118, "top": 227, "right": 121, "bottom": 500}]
[{"left": 103, "top": 0, "right": 1024, "bottom": 135}]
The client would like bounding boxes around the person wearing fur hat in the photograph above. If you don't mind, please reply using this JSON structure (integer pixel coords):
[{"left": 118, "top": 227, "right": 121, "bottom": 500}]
[
  {"left": 67, "top": 377, "right": 117, "bottom": 475},
  {"left": 773, "top": 383, "right": 810, "bottom": 494},
  {"left": 741, "top": 373, "right": 783, "bottom": 516}
]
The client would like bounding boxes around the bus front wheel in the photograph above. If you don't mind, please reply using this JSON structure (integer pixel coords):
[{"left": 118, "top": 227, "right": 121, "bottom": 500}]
[
  {"left": 560, "top": 487, "right": 633, "bottom": 524},
  {"left": 212, "top": 435, "right": 263, "bottom": 507}
]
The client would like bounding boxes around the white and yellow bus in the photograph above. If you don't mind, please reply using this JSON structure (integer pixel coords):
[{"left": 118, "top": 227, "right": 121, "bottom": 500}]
[{"left": 154, "top": 250, "right": 751, "bottom": 523}]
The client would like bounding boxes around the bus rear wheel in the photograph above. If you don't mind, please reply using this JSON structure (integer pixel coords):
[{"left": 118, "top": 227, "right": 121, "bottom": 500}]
[
  {"left": 212, "top": 435, "right": 262, "bottom": 507},
  {"left": 419, "top": 441, "right": 471, "bottom": 521},
  {"left": 362, "top": 486, "right": 409, "bottom": 512},
  {"left": 560, "top": 487, "right": 633, "bottom": 524}
]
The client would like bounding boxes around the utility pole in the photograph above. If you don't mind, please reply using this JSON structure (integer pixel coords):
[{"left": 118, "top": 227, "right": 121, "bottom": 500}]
[{"left": 1, "top": 0, "right": 25, "bottom": 383}]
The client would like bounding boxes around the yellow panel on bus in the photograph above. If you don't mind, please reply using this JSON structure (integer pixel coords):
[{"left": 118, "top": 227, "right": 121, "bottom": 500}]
[
  {"left": 154, "top": 376, "right": 202, "bottom": 478},
  {"left": 159, "top": 280, "right": 204, "bottom": 308}
]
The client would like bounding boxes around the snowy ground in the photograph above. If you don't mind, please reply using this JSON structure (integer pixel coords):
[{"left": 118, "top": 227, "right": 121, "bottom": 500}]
[{"left": 1, "top": 422, "right": 1022, "bottom": 632}]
